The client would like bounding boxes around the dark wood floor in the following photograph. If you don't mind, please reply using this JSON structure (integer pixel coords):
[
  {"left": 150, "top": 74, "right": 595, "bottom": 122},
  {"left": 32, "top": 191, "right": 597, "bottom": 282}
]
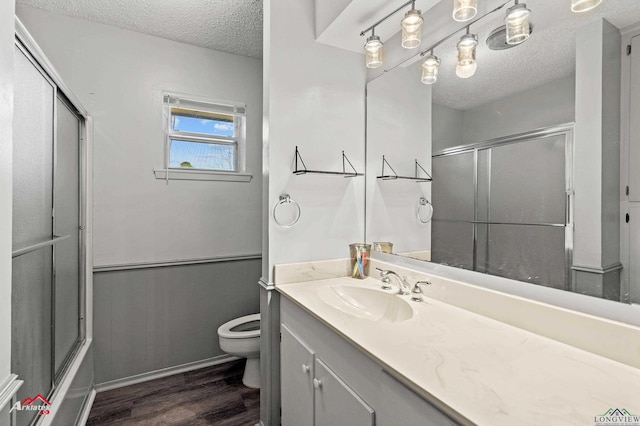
[{"left": 87, "top": 360, "right": 260, "bottom": 425}]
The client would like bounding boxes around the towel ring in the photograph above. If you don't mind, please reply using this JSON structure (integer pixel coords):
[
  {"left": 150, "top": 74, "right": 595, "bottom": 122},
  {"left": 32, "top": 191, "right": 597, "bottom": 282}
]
[
  {"left": 418, "top": 198, "right": 433, "bottom": 224},
  {"left": 273, "top": 194, "right": 301, "bottom": 228}
]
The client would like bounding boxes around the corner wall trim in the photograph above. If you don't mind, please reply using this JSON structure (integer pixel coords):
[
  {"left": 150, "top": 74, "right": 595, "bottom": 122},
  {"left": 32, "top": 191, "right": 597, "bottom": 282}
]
[
  {"left": 94, "top": 355, "right": 239, "bottom": 393},
  {"left": 259, "top": 277, "right": 275, "bottom": 291},
  {"left": 93, "top": 254, "right": 262, "bottom": 273},
  {"left": 571, "top": 262, "right": 623, "bottom": 274}
]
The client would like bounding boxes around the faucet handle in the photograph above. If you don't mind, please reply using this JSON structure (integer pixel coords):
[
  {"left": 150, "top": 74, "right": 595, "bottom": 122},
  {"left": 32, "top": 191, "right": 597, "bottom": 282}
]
[{"left": 411, "top": 280, "right": 431, "bottom": 302}]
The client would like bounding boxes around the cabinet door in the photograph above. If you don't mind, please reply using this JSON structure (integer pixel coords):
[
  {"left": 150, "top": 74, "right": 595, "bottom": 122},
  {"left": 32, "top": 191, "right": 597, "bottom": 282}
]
[
  {"left": 281, "top": 324, "right": 314, "bottom": 426},
  {"left": 314, "top": 358, "right": 375, "bottom": 426},
  {"left": 378, "top": 370, "right": 459, "bottom": 426}
]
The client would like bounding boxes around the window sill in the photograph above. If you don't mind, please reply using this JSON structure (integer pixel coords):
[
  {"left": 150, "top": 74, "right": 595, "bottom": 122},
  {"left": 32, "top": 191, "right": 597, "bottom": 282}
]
[{"left": 153, "top": 169, "right": 253, "bottom": 182}]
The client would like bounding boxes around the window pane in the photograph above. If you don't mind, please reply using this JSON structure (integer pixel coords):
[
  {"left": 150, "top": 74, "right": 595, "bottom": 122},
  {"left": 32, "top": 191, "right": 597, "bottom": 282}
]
[
  {"left": 169, "top": 140, "right": 236, "bottom": 171},
  {"left": 171, "top": 108, "right": 235, "bottom": 137}
]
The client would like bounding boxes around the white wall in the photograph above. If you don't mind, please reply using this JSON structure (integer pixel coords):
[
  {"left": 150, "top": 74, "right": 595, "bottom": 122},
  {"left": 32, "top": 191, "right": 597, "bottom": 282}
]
[
  {"left": 432, "top": 75, "right": 575, "bottom": 153},
  {"left": 462, "top": 74, "right": 576, "bottom": 145},
  {"left": 432, "top": 103, "right": 463, "bottom": 153},
  {"left": 366, "top": 68, "right": 432, "bottom": 254},
  {"left": 17, "top": 6, "right": 263, "bottom": 267},
  {"left": 265, "top": 0, "right": 366, "bottom": 281},
  {"left": 0, "top": 0, "right": 15, "bottom": 418}
]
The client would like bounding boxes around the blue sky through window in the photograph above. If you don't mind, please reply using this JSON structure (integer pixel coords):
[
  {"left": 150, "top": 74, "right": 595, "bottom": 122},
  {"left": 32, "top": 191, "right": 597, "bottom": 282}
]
[{"left": 172, "top": 114, "right": 234, "bottom": 137}]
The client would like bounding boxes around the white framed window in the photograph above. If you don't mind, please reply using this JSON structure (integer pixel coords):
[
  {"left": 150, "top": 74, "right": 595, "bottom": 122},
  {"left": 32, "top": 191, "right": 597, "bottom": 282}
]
[{"left": 155, "top": 92, "right": 252, "bottom": 182}]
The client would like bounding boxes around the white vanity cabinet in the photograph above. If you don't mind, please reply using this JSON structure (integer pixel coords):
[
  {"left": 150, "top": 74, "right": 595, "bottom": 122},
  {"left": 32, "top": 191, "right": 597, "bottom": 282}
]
[
  {"left": 280, "top": 296, "right": 459, "bottom": 426},
  {"left": 281, "top": 324, "right": 375, "bottom": 426}
]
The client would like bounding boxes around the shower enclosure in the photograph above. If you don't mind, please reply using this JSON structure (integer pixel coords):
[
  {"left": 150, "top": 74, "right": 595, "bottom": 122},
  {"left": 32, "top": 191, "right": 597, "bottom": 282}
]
[
  {"left": 431, "top": 126, "right": 573, "bottom": 290},
  {"left": 12, "top": 40, "right": 86, "bottom": 426}
]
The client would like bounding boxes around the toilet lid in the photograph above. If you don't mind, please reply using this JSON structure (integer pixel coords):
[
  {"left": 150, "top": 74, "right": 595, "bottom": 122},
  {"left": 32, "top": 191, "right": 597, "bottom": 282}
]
[{"left": 218, "top": 313, "right": 260, "bottom": 339}]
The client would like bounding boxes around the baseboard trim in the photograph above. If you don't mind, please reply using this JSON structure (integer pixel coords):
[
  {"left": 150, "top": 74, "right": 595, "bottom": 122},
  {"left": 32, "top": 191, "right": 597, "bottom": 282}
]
[
  {"left": 94, "top": 355, "right": 240, "bottom": 393},
  {"left": 76, "top": 389, "right": 96, "bottom": 426}
]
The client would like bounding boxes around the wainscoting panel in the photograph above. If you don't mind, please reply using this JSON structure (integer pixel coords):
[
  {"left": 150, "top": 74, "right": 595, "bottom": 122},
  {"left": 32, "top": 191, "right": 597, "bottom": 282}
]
[{"left": 93, "top": 258, "right": 261, "bottom": 384}]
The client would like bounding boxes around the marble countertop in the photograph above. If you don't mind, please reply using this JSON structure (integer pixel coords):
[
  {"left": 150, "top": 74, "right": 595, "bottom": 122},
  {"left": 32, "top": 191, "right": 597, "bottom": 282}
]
[{"left": 276, "top": 276, "right": 640, "bottom": 426}]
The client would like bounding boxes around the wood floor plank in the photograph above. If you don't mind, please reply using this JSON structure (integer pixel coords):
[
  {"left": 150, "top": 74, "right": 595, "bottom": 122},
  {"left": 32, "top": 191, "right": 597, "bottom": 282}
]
[{"left": 87, "top": 360, "right": 259, "bottom": 425}]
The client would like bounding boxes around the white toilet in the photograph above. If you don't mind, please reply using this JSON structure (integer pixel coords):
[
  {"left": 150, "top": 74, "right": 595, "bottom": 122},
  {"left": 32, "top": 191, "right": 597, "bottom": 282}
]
[{"left": 217, "top": 313, "right": 261, "bottom": 388}]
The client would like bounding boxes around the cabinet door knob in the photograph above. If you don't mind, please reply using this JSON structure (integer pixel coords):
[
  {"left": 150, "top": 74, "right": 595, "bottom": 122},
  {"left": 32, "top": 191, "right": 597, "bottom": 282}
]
[
  {"left": 302, "top": 363, "right": 310, "bottom": 374},
  {"left": 313, "top": 378, "right": 322, "bottom": 389}
]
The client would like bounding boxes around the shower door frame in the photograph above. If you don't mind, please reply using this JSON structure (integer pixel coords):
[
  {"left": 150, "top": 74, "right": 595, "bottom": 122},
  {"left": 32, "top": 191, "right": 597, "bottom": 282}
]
[
  {"left": 432, "top": 123, "right": 574, "bottom": 290},
  {"left": 13, "top": 33, "right": 89, "bottom": 405}
]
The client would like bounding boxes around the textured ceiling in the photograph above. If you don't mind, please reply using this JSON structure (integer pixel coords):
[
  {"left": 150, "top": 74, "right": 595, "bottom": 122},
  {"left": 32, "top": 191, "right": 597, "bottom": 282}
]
[
  {"left": 426, "top": 0, "right": 640, "bottom": 110},
  {"left": 319, "top": 0, "right": 640, "bottom": 110},
  {"left": 16, "top": 0, "right": 263, "bottom": 58}
]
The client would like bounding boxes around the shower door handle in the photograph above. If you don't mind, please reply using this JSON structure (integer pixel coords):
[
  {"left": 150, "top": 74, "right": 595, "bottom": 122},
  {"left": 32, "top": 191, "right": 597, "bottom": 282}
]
[{"left": 12, "top": 235, "right": 70, "bottom": 258}]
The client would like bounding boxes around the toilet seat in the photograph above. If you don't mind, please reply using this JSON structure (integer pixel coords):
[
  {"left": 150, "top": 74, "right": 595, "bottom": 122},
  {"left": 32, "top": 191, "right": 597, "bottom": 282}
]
[{"left": 218, "top": 313, "right": 260, "bottom": 339}]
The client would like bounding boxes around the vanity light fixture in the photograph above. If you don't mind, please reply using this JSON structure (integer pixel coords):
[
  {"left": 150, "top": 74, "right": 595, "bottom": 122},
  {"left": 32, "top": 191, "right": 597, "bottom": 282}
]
[
  {"left": 453, "top": 0, "right": 478, "bottom": 22},
  {"left": 401, "top": 2, "right": 424, "bottom": 49},
  {"left": 421, "top": 51, "right": 441, "bottom": 84},
  {"left": 571, "top": 0, "right": 603, "bottom": 13},
  {"left": 364, "top": 28, "right": 384, "bottom": 69},
  {"left": 505, "top": 0, "right": 531, "bottom": 45},
  {"left": 456, "top": 28, "right": 478, "bottom": 78}
]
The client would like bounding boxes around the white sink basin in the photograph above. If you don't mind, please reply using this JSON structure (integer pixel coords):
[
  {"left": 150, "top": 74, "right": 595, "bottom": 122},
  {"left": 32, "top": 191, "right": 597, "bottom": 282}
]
[{"left": 317, "top": 285, "right": 413, "bottom": 323}]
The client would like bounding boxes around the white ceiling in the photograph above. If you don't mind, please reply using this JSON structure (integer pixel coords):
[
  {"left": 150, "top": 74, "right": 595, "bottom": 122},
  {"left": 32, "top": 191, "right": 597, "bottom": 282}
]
[{"left": 16, "top": 0, "right": 264, "bottom": 58}]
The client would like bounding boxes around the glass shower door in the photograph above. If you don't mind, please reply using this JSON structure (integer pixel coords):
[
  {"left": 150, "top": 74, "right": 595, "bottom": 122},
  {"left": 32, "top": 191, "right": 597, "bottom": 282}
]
[
  {"left": 12, "top": 44, "right": 55, "bottom": 426},
  {"left": 12, "top": 42, "right": 85, "bottom": 426},
  {"left": 478, "top": 135, "right": 569, "bottom": 289}
]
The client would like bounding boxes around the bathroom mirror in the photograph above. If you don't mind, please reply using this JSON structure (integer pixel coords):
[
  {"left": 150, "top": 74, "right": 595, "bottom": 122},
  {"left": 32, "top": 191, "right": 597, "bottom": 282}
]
[{"left": 365, "top": 0, "right": 640, "bottom": 304}]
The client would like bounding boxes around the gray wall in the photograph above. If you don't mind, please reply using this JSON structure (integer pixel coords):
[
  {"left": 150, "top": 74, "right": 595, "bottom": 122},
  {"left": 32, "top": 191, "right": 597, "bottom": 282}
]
[
  {"left": 94, "top": 259, "right": 261, "bottom": 384},
  {"left": 0, "top": 1, "right": 15, "bottom": 425}
]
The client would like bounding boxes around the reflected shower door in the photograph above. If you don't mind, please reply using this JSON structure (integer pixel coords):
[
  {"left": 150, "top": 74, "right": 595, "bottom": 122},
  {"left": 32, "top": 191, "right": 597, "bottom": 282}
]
[
  {"left": 431, "top": 151, "right": 475, "bottom": 269},
  {"left": 479, "top": 135, "right": 569, "bottom": 289},
  {"left": 431, "top": 131, "right": 571, "bottom": 290}
]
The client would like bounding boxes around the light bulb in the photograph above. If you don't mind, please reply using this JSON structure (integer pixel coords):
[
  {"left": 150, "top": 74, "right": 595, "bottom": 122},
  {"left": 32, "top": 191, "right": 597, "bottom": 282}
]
[
  {"left": 453, "top": 0, "right": 478, "bottom": 22},
  {"left": 364, "top": 35, "right": 383, "bottom": 68},
  {"left": 456, "top": 33, "right": 478, "bottom": 78},
  {"left": 401, "top": 9, "right": 424, "bottom": 49},
  {"left": 505, "top": 3, "right": 531, "bottom": 45},
  {"left": 571, "top": 0, "right": 603, "bottom": 13},
  {"left": 421, "top": 54, "right": 441, "bottom": 84}
]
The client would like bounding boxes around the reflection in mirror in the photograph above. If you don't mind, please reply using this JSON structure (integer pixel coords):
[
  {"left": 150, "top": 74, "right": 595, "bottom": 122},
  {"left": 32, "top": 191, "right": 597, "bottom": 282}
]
[{"left": 366, "top": 0, "right": 640, "bottom": 304}]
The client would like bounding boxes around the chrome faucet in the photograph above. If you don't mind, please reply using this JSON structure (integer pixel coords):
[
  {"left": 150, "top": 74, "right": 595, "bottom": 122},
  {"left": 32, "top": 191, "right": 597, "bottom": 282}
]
[{"left": 376, "top": 268, "right": 411, "bottom": 295}]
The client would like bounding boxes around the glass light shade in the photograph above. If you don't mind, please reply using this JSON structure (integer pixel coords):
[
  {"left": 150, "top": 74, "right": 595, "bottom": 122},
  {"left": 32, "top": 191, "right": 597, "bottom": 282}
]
[
  {"left": 401, "top": 9, "right": 424, "bottom": 49},
  {"left": 456, "top": 62, "right": 477, "bottom": 78},
  {"left": 364, "top": 35, "right": 383, "bottom": 68},
  {"left": 453, "top": 0, "right": 478, "bottom": 22},
  {"left": 421, "top": 55, "right": 441, "bottom": 84},
  {"left": 505, "top": 3, "right": 531, "bottom": 45},
  {"left": 456, "top": 33, "right": 478, "bottom": 78},
  {"left": 571, "top": 0, "right": 603, "bottom": 13}
]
